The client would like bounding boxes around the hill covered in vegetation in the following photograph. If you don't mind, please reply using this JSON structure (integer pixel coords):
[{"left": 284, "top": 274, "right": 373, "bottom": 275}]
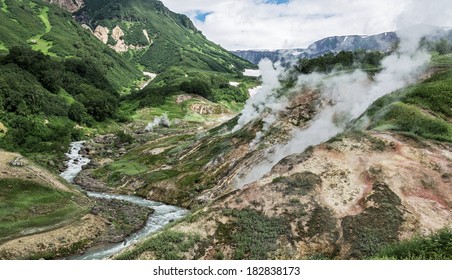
[
  {"left": 74, "top": 0, "right": 254, "bottom": 73},
  {"left": 0, "top": 0, "right": 141, "bottom": 88}
]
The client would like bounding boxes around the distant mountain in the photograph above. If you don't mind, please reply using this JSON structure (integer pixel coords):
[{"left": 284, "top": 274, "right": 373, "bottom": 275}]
[
  {"left": 232, "top": 28, "right": 452, "bottom": 64},
  {"left": 69, "top": 0, "right": 253, "bottom": 73},
  {"left": 232, "top": 32, "right": 398, "bottom": 64}
]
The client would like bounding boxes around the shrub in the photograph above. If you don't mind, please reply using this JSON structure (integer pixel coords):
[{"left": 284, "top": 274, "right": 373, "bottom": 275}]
[
  {"left": 374, "top": 228, "right": 452, "bottom": 260},
  {"left": 216, "top": 208, "right": 289, "bottom": 259}
]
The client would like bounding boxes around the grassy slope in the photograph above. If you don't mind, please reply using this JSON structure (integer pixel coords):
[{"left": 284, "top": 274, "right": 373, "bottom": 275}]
[
  {"left": 358, "top": 53, "right": 452, "bottom": 142},
  {"left": 372, "top": 229, "right": 452, "bottom": 260},
  {"left": 0, "top": 150, "right": 90, "bottom": 245},
  {"left": 122, "top": 65, "right": 259, "bottom": 118},
  {"left": 0, "top": 178, "right": 86, "bottom": 241},
  {"left": 29, "top": 6, "right": 53, "bottom": 55}
]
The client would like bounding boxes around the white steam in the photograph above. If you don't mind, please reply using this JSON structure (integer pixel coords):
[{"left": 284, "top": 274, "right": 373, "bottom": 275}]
[
  {"left": 144, "top": 114, "right": 171, "bottom": 132},
  {"left": 233, "top": 30, "right": 432, "bottom": 188},
  {"left": 233, "top": 60, "right": 289, "bottom": 149}
]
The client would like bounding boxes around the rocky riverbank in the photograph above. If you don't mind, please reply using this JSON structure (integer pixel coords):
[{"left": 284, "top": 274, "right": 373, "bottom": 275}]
[
  {"left": 74, "top": 169, "right": 111, "bottom": 192},
  {"left": 57, "top": 140, "right": 187, "bottom": 260},
  {"left": 89, "top": 197, "right": 154, "bottom": 244}
]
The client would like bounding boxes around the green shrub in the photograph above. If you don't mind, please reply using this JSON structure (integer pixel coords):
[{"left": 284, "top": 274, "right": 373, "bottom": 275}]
[
  {"left": 115, "top": 130, "right": 134, "bottom": 145},
  {"left": 373, "top": 228, "right": 452, "bottom": 260},
  {"left": 75, "top": 84, "right": 118, "bottom": 121},
  {"left": 116, "top": 231, "right": 202, "bottom": 260},
  {"left": 216, "top": 208, "right": 289, "bottom": 259}
]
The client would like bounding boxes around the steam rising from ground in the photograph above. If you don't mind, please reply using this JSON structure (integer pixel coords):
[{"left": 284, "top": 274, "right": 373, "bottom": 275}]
[
  {"left": 233, "top": 32, "right": 432, "bottom": 188},
  {"left": 145, "top": 114, "right": 171, "bottom": 132},
  {"left": 233, "top": 60, "right": 288, "bottom": 133}
]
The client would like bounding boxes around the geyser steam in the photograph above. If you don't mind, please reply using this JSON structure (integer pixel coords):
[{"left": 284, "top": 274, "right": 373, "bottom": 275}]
[
  {"left": 145, "top": 114, "right": 171, "bottom": 132},
  {"left": 233, "top": 31, "right": 432, "bottom": 188}
]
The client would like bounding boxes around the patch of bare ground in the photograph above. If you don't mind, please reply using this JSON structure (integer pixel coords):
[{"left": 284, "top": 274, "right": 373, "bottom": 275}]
[
  {"left": 0, "top": 214, "right": 107, "bottom": 259},
  {"left": 0, "top": 150, "right": 75, "bottom": 193}
]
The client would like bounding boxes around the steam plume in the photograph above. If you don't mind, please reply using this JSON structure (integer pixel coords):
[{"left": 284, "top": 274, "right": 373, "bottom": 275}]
[
  {"left": 233, "top": 28, "right": 432, "bottom": 188},
  {"left": 145, "top": 114, "right": 171, "bottom": 132}
]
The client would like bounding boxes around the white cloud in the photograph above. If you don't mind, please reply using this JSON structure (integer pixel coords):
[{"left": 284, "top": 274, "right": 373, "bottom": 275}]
[{"left": 160, "top": 0, "right": 452, "bottom": 50}]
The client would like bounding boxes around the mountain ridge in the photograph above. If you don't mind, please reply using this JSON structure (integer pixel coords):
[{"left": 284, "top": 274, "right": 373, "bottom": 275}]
[{"left": 232, "top": 27, "right": 452, "bottom": 64}]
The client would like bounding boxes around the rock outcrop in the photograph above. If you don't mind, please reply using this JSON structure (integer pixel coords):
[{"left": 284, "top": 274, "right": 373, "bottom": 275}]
[
  {"left": 93, "top": 25, "right": 109, "bottom": 44},
  {"left": 47, "top": 0, "right": 84, "bottom": 13}
]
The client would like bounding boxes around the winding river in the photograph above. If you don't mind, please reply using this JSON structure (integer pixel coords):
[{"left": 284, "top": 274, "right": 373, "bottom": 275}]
[{"left": 60, "top": 141, "right": 188, "bottom": 260}]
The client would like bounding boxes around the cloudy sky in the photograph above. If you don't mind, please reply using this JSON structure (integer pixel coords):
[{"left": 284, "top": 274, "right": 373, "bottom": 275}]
[{"left": 160, "top": 0, "right": 452, "bottom": 50}]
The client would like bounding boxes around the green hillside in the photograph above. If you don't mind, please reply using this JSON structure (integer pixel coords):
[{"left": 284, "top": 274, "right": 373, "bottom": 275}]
[
  {"left": 0, "top": 45, "right": 130, "bottom": 163},
  {"left": 0, "top": 0, "right": 141, "bottom": 90},
  {"left": 0, "top": 0, "right": 144, "bottom": 162},
  {"left": 75, "top": 0, "right": 254, "bottom": 73},
  {"left": 0, "top": 0, "right": 257, "bottom": 165}
]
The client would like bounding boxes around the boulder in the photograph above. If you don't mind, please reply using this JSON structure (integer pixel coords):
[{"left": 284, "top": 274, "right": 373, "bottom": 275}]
[{"left": 9, "top": 157, "right": 25, "bottom": 167}]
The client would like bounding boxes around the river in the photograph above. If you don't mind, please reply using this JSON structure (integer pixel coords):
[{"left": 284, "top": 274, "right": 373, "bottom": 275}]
[{"left": 60, "top": 141, "right": 188, "bottom": 260}]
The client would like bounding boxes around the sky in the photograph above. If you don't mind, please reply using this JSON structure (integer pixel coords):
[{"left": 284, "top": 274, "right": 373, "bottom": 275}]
[{"left": 160, "top": 0, "right": 452, "bottom": 50}]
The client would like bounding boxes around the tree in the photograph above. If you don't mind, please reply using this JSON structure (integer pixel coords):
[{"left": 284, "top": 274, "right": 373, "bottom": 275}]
[
  {"left": 68, "top": 101, "right": 93, "bottom": 125},
  {"left": 76, "top": 84, "right": 118, "bottom": 121},
  {"left": 436, "top": 39, "right": 452, "bottom": 55}
]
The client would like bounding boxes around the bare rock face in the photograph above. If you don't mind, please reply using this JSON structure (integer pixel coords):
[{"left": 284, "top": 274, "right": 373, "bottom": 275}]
[
  {"left": 106, "top": 26, "right": 148, "bottom": 53},
  {"left": 47, "top": 0, "right": 85, "bottom": 13},
  {"left": 111, "top": 26, "right": 124, "bottom": 43},
  {"left": 81, "top": 24, "right": 93, "bottom": 33},
  {"left": 281, "top": 90, "right": 320, "bottom": 127},
  {"left": 109, "top": 26, "right": 128, "bottom": 53},
  {"left": 93, "top": 25, "right": 109, "bottom": 44},
  {"left": 142, "top": 30, "right": 151, "bottom": 44},
  {"left": 175, "top": 94, "right": 193, "bottom": 104},
  {"left": 88, "top": 22, "right": 152, "bottom": 53}
]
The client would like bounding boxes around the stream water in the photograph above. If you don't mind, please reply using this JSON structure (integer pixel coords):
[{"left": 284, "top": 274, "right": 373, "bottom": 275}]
[{"left": 60, "top": 141, "right": 188, "bottom": 260}]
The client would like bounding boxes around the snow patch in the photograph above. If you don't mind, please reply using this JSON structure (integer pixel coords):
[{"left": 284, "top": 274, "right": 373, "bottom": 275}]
[{"left": 243, "top": 69, "right": 261, "bottom": 77}]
